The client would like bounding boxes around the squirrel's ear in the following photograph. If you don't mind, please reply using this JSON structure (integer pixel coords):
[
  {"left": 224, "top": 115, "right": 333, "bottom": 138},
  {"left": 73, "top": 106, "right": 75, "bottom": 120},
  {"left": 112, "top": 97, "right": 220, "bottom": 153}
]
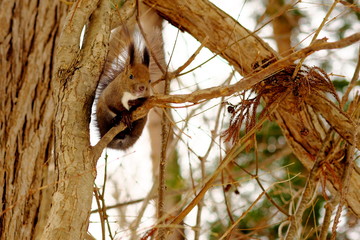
[
  {"left": 128, "top": 43, "right": 135, "bottom": 66},
  {"left": 143, "top": 47, "right": 150, "bottom": 67}
]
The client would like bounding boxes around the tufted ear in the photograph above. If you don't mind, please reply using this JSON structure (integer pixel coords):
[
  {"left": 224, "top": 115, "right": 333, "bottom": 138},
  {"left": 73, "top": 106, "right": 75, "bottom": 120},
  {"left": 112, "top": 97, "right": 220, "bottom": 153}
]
[
  {"left": 143, "top": 47, "right": 150, "bottom": 67},
  {"left": 128, "top": 42, "right": 135, "bottom": 66}
]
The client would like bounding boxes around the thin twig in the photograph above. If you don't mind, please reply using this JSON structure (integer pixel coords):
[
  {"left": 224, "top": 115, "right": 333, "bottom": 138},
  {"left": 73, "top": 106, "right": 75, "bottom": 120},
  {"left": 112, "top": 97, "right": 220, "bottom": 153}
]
[
  {"left": 219, "top": 189, "right": 267, "bottom": 240},
  {"left": 194, "top": 72, "right": 233, "bottom": 240},
  {"left": 319, "top": 197, "right": 338, "bottom": 240},
  {"left": 194, "top": 166, "right": 205, "bottom": 240},
  {"left": 176, "top": 37, "right": 209, "bottom": 76},
  {"left": 101, "top": 153, "right": 114, "bottom": 239},
  {"left": 156, "top": 50, "right": 172, "bottom": 239},
  {"left": 152, "top": 35, "right": 209, "bottom": 86},
  {"left": 93, "top": 186, "right": 106, "bottom": 240},
  {"left": 234, "top": 142, "right": 290, "bottom": 217},
  {"left": 292, "top": 0, "right": 340, "bottom": 78},
  {"left": 255, "top": 175, "right": 290, "bottom": 217},
  {"left": 331, "top": 129, "right": 357, "bottom": 240},
  {"left": 91, "top": 146, "right": 293, "bottom": 217},
  {"left": 221, "top": 170, "right": 235, "bottom": 224},
  {"left": 164, "top": 37, "right": 209, "bottom": 81},
  {"left": 164, "top": 28, "right": 180, "bottom": 75},
  {"left": 166, "top": 90, "right": 289, "bottom": 230},
  {"left": 285, "top": 130, "right": 334, "bottom": 240},
  {"left": 341, "top": 47, "right": 360, "bottom": 107},
  {"left": 130, "top": 183, "right": 158, "bottom": 239},
  {"left": 167, "top": 121, "right": 251, "bottom": 227},
  {"left": 156, "top": 108, "right": 167, "bottom": 240}
]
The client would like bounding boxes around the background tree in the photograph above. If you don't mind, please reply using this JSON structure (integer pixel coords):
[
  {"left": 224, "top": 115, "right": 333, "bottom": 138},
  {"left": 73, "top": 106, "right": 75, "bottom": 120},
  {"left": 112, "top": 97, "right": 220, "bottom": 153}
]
[{"left": 1, "top": 0, "right": 359, "bottom": 240}]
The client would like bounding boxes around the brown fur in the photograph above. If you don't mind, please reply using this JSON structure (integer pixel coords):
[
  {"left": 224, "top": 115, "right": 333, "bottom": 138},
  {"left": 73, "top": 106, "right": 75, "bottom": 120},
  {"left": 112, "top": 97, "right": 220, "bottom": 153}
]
[{"left": 95, "top": 27, "right": 151, "bottom": 150}]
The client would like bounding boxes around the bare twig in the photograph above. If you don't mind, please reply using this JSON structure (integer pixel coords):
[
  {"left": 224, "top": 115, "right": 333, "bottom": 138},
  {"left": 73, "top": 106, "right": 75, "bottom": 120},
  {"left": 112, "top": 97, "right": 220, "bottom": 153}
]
[
  {"left": 341, "top": 47, "right": 360, "bottom": 107},
  {"left": 165, "top": 90, "right": 289, "bottom": 233},
  {"left": 292, "top": 0, "right": 340, "bottom": 78},
  {"left": 156, "top": 118, "right": 168, "bottom": 240},
  {"left": 285, "top": 130, "right": 334, "bottom": 240},
  {"left": 319, "top": 197, "right": 338, "bottom": 240},
  {"left": 219, "top": 190, "right": 267, "bottom": 240},
  {"left": 100, "top": 154, "right": 113, "bottom": 239},
  {"left": 163, "top": 37, "right": 209, "bottom": 82},
  {"left": 195, "top": 72, "right": 232, "bottom": 240},
  {"left": 130, "top": 183, "right": 157, "bottom": 239},
  {"left": 221, "top": 170, "right": 235, "bottom": 226},
  {"left": 331, "top": 130, "right": 357, "bottom": 240},
  {"left": 255, "top": 174, "right": 290, "bottom": 217},
  {"left": 167, "top": 121, "right": 251, "bottom": 228},
  {"left": 156, "top": 52, "right": 172, "bottom": 240},
  {"left": 93, "top": 186, "right": 106, "bottom": 240},
  {"left": 91, "top": 146, "right": 293, "bottom": 214},
  {"left": 194, "top": 170, "right": 205, "bottom": 240},
  {"left": 234, "top": 143, "right": 290, "bottom": 217}
]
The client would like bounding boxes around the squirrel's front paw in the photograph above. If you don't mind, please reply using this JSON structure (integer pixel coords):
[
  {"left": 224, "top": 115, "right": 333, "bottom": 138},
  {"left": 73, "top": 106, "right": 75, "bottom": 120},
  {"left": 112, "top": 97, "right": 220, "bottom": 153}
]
[
  {"left": 121, "top": 112, "right": 133, "bottom": 130},
  {"left": 111, "top": 115, "right": 122, "bottom": 126}
]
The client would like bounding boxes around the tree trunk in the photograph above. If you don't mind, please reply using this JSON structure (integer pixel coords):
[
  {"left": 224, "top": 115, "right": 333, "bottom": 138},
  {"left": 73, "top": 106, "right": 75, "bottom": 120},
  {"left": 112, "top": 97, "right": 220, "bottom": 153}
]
[
  {"left": 41, "top": 0, "right": 110, "bottom": 239},
  {"left": 0, "top": 1, "right": 68, "bottom": 239}
]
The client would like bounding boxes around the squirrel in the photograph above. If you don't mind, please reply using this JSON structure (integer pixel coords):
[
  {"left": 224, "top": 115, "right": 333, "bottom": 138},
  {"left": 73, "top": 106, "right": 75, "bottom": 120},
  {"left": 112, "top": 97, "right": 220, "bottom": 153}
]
[{"left": 95, "top": 26, "right": 151, "bottom": 150}]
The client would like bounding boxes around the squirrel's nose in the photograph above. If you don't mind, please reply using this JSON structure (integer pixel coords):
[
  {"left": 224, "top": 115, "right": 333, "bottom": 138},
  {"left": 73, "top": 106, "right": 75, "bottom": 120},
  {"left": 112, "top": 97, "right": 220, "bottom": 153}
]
[{"left": 138, "top": 85, "right": 145, "bottom": 92}]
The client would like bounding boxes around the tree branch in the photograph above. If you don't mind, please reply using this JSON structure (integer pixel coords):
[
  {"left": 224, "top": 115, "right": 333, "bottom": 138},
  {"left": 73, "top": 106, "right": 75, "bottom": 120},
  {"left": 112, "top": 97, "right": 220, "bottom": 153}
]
[
  {"left": 151, "top": 33, "right": 360, "bottom": 105},
  {"left": 285, "top": 130, "right": 333, "bottom": 239}
]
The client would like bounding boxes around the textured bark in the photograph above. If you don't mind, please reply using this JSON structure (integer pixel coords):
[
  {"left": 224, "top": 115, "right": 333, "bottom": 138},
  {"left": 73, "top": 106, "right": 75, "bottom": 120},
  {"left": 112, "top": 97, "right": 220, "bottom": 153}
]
[
  {"left": 143, "top": 0, "right": 360, "bottom": 216},
  {"left": 41, "top": 0, "right": 110, "bottom": 239},
  {"left": 145, "top": 0, "right": 279, "bottom": 76},
  {"left": 0, "top": 1, "right": 67, "bottom": 239}
]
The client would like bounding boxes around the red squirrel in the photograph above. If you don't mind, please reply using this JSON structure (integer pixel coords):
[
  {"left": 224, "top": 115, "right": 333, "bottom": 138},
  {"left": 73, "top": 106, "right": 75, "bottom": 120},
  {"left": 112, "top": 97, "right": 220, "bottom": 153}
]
[{"left": 95, "top": 27, "right": 151, "bottom": 150}]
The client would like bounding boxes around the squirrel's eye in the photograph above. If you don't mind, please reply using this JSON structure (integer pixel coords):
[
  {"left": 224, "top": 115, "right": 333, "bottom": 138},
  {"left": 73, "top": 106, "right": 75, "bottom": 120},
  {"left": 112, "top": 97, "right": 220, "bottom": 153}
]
[
  {"left": 129, "top": 74, "right": 134, "bottom": 79},
  {"left": 148, "top": 79, "right": 151, "bottom": 83}
]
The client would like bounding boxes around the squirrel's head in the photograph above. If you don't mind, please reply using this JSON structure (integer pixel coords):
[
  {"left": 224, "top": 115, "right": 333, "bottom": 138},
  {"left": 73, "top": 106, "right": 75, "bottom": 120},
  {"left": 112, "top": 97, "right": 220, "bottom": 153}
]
[{"left": 122, "top": 43, "right": 151, "bottom": 98}]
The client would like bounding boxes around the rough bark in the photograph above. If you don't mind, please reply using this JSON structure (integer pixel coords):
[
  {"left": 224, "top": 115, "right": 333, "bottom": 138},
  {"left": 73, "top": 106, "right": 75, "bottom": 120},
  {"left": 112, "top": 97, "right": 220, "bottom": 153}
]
[
  {"left": 0, "top": 1, "right": 68, "bottom": 239},
  {"left": 143, "top": 0, "right": 360, "bottom": 216},
  {"left": 145, "top": 0, "right": 279, "bottom": 76},
  {"left": 40, "top": 0, "right": 111, "bottom": 239}
]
